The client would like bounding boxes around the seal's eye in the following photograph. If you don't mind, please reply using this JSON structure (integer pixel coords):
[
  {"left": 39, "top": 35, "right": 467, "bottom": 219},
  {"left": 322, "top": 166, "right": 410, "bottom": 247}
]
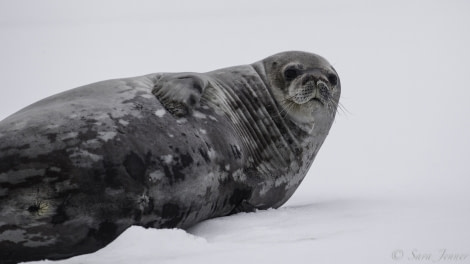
[
  {"left": 284, "top": 67, "right": 300, "bottom": 81},
  {"left": 327, "top": 74, "right": 338, "bottom": 86}
]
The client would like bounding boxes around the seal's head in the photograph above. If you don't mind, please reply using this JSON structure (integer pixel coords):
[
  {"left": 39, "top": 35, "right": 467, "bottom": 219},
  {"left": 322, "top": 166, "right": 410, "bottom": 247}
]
[{"left": 254, "top": 51, "right": 341, "bottom": 127}]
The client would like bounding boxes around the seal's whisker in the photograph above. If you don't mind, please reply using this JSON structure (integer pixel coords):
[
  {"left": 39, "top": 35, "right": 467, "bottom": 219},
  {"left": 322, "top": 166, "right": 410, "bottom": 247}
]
[
  {"left": 325, "top": 97, "right": 347, "bottom": 116},
  {"left": 278, "top": 95, "right": 298, "bottom": 119},
  {"left": 279, "top": 100, "right": 295, "bottom": 120},
  {"left": 281, "top": 94, "right": 296, "bottom": 103},
  {"left": 335, "top": 101, "right": 349, "bottom": 115}
]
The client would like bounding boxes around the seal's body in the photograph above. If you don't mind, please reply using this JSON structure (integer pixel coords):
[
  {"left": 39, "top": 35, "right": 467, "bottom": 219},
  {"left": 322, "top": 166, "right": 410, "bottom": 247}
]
[{"left": 0, "top": 51, "right": 340, "bottom": 263}]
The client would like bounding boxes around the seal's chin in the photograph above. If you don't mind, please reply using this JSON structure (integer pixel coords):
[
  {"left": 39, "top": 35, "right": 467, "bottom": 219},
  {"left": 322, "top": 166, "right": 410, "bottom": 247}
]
[
  {"left": 279, "top": 80, "right": 332, "bottom": 127},
  {"left": 280, "top": 98, "right": 317, "bottom": 125}
]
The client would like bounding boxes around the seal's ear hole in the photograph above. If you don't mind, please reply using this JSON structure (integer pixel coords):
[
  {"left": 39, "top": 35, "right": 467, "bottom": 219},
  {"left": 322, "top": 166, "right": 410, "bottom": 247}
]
[
  {"left": 327, "top": 74, "right": 338, "bottom": 86},
  {"left": 192, "top": 83, "right": 203, "bottom": 93},
  {"left": 28, "top": 204, "right": 40, "bottom": 213},
  {"left": 283, "top": 67, "right": 300, "bottom": 82},
  {"left": 188, "top": 95, "right": 197, "bottom": 106}
]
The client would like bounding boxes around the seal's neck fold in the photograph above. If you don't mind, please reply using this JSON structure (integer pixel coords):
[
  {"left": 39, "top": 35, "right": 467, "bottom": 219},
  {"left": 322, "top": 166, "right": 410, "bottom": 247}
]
[{"left": 205, "top": 66, "right": 307, "bottom": 175}]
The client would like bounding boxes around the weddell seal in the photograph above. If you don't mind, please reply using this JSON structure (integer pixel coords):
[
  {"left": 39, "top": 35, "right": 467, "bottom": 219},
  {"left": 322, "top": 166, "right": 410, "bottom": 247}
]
[{"left": 0, "top": 51, "right": 340, "bottom": 263}]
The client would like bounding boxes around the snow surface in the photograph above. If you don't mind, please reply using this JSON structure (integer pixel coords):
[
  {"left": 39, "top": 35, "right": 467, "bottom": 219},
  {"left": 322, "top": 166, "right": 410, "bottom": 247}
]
[
  {"left": 1, "top": 0, "right": 469, "bottom": 263},
  {"left": 22, "top": 193, "right": 470, "bottom": 264}
]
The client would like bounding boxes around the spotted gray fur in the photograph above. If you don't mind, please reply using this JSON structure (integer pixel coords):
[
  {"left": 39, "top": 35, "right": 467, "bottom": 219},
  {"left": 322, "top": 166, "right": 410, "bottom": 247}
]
[{"left": 0, "top": 51, "right": 340, "bottom": 263}]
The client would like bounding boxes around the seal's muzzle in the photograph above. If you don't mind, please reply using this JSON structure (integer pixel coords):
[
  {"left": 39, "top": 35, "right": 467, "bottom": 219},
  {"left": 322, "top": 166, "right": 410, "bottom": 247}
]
[{"left": 292, "top": 79, "right": 330, "bottom": 105}]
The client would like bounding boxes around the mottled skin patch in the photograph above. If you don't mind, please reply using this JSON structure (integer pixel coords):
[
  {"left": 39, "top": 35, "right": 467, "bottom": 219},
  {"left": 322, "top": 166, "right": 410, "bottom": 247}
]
[{"left": 0, "top": 51, "right": 340, "bottom": 263}]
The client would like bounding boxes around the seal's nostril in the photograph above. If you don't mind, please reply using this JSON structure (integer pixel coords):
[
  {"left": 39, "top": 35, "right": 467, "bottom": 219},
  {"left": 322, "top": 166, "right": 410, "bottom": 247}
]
[
  {"left": 316, "top": 80, "right": 330, "bottom": 99},
  {"left": 316, "top": 80, "right": 328, "bottom": 90}
]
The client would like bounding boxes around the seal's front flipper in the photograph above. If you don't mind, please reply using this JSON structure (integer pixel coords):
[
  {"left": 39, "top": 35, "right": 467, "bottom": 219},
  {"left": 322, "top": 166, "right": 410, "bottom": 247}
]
[
  {"left": 152, "top": 73, "right": 208, "bottom": 117},
  {"left": 230, "top": 200, "right": 257, "bottom": 215}
]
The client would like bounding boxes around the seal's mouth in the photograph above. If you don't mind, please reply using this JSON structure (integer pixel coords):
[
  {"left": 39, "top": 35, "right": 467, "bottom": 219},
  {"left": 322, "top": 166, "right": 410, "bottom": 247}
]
[
  {"left": 311, "top": 98, "right": 324, "bottom": 105},
  {"left": 290, "top": 80, "right": 329, "bottom": 106}
]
